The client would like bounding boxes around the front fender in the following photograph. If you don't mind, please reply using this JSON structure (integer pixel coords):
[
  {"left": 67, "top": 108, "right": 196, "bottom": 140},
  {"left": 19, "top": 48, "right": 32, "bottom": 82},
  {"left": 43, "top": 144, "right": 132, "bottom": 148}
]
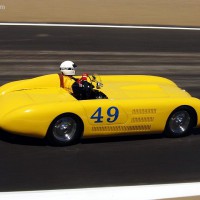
[{"left": 1, "top": 101, "right": 87, "bottom": 138}]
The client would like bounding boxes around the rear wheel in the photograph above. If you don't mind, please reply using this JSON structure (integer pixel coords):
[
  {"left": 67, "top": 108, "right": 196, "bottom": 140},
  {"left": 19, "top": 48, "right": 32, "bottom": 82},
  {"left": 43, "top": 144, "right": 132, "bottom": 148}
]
[
  {"left": 165, "top": 108, "right": 194, "bottom": 137},
  {"left": 46, "top": 114, "right": 83, "bottom": 146}
]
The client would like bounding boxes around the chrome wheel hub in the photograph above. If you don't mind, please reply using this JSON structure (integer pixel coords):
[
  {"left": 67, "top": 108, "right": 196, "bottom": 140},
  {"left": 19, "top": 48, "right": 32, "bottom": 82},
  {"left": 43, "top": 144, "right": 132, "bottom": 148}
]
[
  {"left": 52, "top": 117, "right": 77, "bottom": 142},
  {"left": 169, "top": 110, "right": 190, "bottom": 135}
]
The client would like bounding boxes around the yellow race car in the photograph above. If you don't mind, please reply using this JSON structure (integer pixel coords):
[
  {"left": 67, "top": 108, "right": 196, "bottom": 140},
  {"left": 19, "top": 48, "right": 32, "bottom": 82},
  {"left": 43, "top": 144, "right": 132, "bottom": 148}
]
[{"left": 0, "top": 73, "right": 199, "bottom": 146}]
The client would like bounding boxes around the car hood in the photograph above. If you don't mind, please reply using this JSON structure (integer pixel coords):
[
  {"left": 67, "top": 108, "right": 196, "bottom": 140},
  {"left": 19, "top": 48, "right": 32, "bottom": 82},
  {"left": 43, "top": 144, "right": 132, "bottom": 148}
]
[
  {"left": 0, "top": 88, "right": 75, "bottom": 118},
  {"left": 23, "top": 88, "right": 76, "bottom": 103}
]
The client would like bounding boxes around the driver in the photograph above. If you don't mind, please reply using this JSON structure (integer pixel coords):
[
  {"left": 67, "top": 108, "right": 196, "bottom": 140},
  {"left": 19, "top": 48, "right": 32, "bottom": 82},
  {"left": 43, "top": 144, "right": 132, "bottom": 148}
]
[{"left": 59, "top": 60, "right": 94, "bottom": 100}]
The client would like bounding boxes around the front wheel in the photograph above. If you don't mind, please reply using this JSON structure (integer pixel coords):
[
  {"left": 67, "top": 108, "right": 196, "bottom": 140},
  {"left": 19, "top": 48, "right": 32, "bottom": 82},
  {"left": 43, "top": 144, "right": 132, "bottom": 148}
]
[
  {"left": 165, "top": 108, "right": 194, "bottom": 137},
  {"left": 46, "top": 114, "right": 83, "bottom": 146}
]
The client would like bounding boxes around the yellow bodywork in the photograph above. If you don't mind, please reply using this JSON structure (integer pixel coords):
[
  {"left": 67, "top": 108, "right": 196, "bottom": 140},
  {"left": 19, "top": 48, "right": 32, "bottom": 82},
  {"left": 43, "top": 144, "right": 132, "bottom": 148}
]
[{"left": 0, "top": 73, "right": 200, "bottom": 138}]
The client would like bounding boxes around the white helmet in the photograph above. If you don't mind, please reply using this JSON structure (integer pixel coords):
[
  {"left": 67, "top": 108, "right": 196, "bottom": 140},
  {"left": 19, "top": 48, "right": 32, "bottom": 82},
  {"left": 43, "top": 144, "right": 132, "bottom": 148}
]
[{"left": 60, "top": 60, "right": 77, "bottom": 76}]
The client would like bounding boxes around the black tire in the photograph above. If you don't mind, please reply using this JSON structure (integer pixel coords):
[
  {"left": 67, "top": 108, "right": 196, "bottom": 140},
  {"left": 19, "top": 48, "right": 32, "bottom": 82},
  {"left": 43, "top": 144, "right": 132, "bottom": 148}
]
[
  {"left": 165, "top": 107, "right": 194, "bottom": 138},
  {"left": 46, "top": 114, "right": 83, "bottom": 146}
]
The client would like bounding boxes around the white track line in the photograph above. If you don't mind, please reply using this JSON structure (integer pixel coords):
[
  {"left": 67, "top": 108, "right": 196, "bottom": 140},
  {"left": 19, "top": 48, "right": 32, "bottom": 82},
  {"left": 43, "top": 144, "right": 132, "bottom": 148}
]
[
  {"left": 0, "top": 182, "right": 200, "bottom": 200},
  {"left": 0, "top": 22, "right": 200, "bottom": 30}
]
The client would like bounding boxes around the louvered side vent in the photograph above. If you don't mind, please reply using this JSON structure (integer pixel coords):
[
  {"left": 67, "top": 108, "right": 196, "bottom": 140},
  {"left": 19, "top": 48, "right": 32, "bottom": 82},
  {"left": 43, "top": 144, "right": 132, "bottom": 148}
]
[
  {"left": 92, "top": 125, "right": 151, "bottom": 132},
  {"left": 132, "top": 109, "right": 156, "bottom": 115},
  {"left": 131, "top": 117, "right": 154, "bottom": 123}
]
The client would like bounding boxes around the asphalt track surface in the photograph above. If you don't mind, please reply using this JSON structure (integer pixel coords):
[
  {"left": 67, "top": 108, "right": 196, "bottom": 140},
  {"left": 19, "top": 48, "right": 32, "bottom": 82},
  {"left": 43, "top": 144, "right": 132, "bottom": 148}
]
[{"left": 0, "top": 25, "right": 200, "bottom": 192}]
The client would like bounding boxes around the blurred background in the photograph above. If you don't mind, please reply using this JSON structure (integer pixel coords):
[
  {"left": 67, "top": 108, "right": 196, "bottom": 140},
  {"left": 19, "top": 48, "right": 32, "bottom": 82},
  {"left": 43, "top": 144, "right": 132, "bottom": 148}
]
[
  {"left": 0, "top": 0, "right": 200, "bottom": 93},
  {"left": 0, "top": 0, "right": 200, "bottom": 26}
]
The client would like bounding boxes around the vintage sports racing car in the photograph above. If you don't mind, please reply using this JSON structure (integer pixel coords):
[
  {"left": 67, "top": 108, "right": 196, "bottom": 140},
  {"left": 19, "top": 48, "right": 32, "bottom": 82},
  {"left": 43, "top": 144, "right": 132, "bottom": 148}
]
[{"left": 0, "top": 73, "right": 200, "bottom": 146}]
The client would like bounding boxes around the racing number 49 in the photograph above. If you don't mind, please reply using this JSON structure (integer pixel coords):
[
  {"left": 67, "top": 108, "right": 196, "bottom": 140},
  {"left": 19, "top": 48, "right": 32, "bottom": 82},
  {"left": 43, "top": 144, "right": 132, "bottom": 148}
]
[{"left": 90, "top": 107, "right": 119, "bottom": 123}]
